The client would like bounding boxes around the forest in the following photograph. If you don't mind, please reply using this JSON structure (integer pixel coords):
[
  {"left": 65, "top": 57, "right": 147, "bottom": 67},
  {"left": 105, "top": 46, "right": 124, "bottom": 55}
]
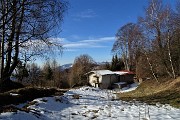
[
  {"left": 112, "top": 0, "right": 180, "bottom": 81},
  {"left": 0, "top": 0, "right": 180, "bottom": 91}
]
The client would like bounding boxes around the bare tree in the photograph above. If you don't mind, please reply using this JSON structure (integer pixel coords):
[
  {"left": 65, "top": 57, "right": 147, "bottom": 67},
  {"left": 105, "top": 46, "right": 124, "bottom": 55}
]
[
  {"left": 172, "top": 1, "right": 180, "bottom": 76},
  {"left": 139, "top": 0, "right": 177, "bottom": 78},
  {"left": 51, "top": 59, "right": 60, "bottom": 87},
  {"left": 112, "top": 23, "right": 143, "bottom": 71},
  {"left": 27, "top": 63, "right": 42, "bottom": 86},
  {"left": 69, "top": 54, "right": 95, "bottom": 87},
  {"left": 164, "top": 6, "right": 176, "bottom": 79},
  {"left": 13, "top": 60, "right": 29, "bottom": 82},
  {"left": 0, "top": 0, "right": 67, "bottom": 85}
]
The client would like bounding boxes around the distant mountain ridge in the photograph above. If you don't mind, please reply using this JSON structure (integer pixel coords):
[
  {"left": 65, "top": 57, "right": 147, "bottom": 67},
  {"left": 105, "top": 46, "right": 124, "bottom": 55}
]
[
  {"left": 59, "top": 62, "right": 110, "bottom": 71},
  {"left": 60, "top": 63, "right": 73, "bottom": 70}
]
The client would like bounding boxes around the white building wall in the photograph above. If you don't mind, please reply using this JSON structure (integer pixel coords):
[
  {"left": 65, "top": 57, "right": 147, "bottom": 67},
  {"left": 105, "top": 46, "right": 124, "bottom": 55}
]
[
  {"left": 89, "top": 73, "right": 102, "bottom": 87},
  {"left": 88, "top": 71, "right": 119, "bottom": 89}
]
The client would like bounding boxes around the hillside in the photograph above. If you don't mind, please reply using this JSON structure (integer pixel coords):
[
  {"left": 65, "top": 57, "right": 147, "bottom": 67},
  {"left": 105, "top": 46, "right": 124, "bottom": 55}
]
[
  {"left": 0, "top": 86, "right": 180, "bottom": 120},
  {"left": 118, "top": 77, "right": 180, "bottom": 108}
]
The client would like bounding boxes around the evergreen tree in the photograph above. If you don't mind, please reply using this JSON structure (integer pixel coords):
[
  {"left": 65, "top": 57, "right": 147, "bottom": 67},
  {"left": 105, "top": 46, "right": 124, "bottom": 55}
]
[
  {"left": 111, "top": 55, "right": 115, "bottom": 70},
  {"left": 111, "top": 54, "right": 124, "bottom": 71},
  {"left": 43, "top": 60, "right": 53, "bottom": 81}
]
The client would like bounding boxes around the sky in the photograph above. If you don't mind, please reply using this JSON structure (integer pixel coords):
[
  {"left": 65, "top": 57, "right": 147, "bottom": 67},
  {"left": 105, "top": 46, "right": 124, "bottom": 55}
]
[{"left": 39, "top": 0, "right": 177, "bottom": 65}]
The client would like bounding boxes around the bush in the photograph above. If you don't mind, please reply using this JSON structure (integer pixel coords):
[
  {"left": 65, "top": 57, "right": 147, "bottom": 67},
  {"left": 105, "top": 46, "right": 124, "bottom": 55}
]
[
  {"left": 0, "top": 80, "right": 24, "bottom": 93},
  {"left": 0, "top": 87, "right": 66, "bottom": 107}
]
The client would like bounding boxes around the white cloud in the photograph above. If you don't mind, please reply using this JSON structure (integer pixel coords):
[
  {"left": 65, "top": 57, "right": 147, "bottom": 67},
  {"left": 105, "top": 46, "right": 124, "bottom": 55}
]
[
  {"left": 64, "top": 43, "right": 89, "bottom": 48},
  {"left": 21, "top": 36, "right": 114, "bottom": 52},
  {"left": 80, "top": 37, "right": 115, "bottom": 43},
  {"left": 49, "top": 37, "right": 69, "bottom": 44},
  {"left": 62, "top": 36, "right": 115, "bottom": 49},
  {"left": 73, "top": 9, "right": 97, "bottom": 19}
]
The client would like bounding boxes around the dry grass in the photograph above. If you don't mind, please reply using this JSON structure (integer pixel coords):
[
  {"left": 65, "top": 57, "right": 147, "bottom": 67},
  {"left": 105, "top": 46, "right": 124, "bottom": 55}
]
[
  {"left": 0, "top": 87, "right": 67, "bottom": 112},
  {"left": 0, "top": 80, "right": 24, "bottom": 93},
  {"left": 118, "top": 77, "right": 180, "bottom": 108},
  {"left": 72, "top": 94, "right": 81, "bottom": 99}
]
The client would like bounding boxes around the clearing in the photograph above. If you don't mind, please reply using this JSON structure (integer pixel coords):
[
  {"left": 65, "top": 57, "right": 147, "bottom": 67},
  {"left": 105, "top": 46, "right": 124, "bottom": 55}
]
[{"left": 0, "top": 86, "right": 179, "bottom": 120}]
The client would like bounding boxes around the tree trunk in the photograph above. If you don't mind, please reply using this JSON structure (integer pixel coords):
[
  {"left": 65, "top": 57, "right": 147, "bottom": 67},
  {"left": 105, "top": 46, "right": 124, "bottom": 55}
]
[
  {"left": 2, "top": 0, "right": 17, "bottom": 83},
  {"left": 0, "top": 0, "right": 25, "bottom": 83},
  {"left": 157, "top": 28, "right": 172, "bottom": 77},
  {"left": 167, "top": 29, "right": 176, "bottom": 79},
  {"left": 144, "top": 51, "right": 158, "bottom": 82},
  {"left": 0, "top": 0, "right": 6, "bottom": 83}
]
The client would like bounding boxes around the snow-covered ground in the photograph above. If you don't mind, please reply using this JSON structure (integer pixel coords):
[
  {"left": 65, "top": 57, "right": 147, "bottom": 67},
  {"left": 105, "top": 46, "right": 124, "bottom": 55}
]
[
  {"left": 0, "top": 86, "right": 180, "bottom": 120},
  {"left": 113, "top": 82, "right": 139, "bottom": 93}
]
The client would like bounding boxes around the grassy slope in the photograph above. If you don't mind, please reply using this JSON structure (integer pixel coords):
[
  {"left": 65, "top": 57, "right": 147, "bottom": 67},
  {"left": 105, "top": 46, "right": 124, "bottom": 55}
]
[{"left": 118, "top": 77, "right": 180, "bottom": 108}]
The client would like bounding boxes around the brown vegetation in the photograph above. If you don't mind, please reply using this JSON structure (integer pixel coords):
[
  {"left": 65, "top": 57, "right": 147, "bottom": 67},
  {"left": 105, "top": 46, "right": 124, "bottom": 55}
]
[
  {"left": 0, "top": 80, "right": 24, "bottom": 92},
  {"left": 0, "top": 87, "right": 67, "bottom": 108},
  {"left": 112, "top": 0, "right": 180, "bottom": 80},
  {"left": 118, "top": 77, "right": 180, "bottom": 108},
  {"left": 69, "top": 54, "right": 96, "bottom": 87}
]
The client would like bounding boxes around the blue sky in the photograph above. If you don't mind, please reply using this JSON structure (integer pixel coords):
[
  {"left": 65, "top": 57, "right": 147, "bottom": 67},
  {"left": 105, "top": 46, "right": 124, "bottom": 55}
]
[{"left": 45, "top": 0, "right": 176, "bottom": 65}]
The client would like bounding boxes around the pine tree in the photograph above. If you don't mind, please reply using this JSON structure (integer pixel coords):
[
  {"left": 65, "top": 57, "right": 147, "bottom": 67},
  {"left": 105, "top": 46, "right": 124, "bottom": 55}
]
[{"left": 111, "top": 55, "right": 124, "bottom": 71}]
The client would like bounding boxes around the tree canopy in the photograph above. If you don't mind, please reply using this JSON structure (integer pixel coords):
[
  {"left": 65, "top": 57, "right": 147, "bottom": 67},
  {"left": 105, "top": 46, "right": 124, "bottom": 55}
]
[
  {"left": 0, "top": 0, "right": 68, "bottom": 84},
  {"left": 112, "top": 0, "right": 180, "bottom": 79}
]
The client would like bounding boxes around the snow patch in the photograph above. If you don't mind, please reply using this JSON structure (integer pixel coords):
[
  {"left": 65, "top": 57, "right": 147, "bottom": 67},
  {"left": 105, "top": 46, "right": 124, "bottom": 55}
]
[
  {"left": 10, "top": 93, "right": 19, "bottom": 96},
  {"left": 0, "top": 86, "right": 179, "bottom": 120}
]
